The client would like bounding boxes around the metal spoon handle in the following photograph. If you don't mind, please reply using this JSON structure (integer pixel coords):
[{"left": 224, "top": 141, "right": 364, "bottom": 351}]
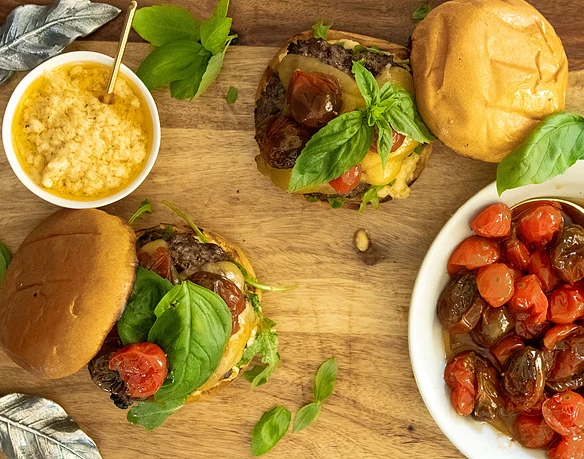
[{"left": 103, "top": 1, "right": 137, "bottom": 104}]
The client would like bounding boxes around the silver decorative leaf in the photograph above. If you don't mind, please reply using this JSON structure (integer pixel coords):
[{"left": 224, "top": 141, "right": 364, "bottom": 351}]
[
  {"left": 0, "top": 393, "right": 102, "bottom": 459},
  {"left": 0, "top": 69, "right": 14, "bottom": 85},
  {"left": 0, "top": 0, "right": 120, "bottom": 72}
]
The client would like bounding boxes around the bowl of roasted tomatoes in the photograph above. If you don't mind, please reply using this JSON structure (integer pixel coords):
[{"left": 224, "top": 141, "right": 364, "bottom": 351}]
[{"left": 409, "top": 161, "right": 584, "bottom": 459}]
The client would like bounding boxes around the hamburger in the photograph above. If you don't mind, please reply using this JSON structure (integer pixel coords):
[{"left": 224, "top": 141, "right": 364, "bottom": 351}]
[
  {"left": 411, "top": 0, "right": 568, "bottom": 163},
  {"left": 254, "top": 26, "right": 434, "bottom": 210},
  {"left": 0, "top": 204, "right": 279, "bottom": 430}
]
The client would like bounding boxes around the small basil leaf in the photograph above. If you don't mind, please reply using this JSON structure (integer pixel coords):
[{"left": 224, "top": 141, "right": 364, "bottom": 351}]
[
  {"left": 243, "top": 365, "right": 269, "bottom": 387},
  {"left": 200, "top": 16, "right": 232, "bottom": 54},
  {"left": 213, "top": 0, "right": 230, "bottom": 18},
  {"left": 149, "top": 282, "right": 232, "bottom": 402},
  {"left": 127, "top": 397, "right": 187, "bottom": 431},
  {"left": 288, "top": 111, "right": 374, "bottom": 192},
  {"left": 117, "top": 267, "right": 173, "bottom": 345},
  {"left": 170, "top": 48, "right": 212, "bottom": 100},
  {"left": 359, "top": 185, "right": 384, "bottom": 213},
  {"left": 497, "top": 112, "right": 584, "bottom": 195},
  {"left": 412, "top": 3, "right": 431, "bottom": 22},
  {"left": 136, "top": 41, "right": 206, "bottom": 90},
  {"left": 292, "top": 402, "right": 321, "bottom": 433},
  {"left": 314, "top": 357, "right": 338, "bottom": 402},
  {"left": 384, "top": 107, "right": 434, "bottom": 144},
  {"left": 195, "top": 36, "right": 234, "bottom": 98},
  {"left": 128, "top": 199, "right": 153, "bottom": 225},
  {"left": 312, "top": 20, "right": 331, "bottom": 40},
  {"left": 375, "top": 118, "right": 393, "bottom": 168},
  {"left": 226, "top": 86, "right": 238, "bottom": 104},
  {"left": 252, "top": 406, "right": 291, "bottom": 456},
  {"left": 328, "top": 197, "right": 346, "bottom": 209},
  {"left": 132, "top": 5, "right": 200, "bottom": 46},
  {"left": 352, "top": 60, "right": 378, "bottom": 108},
  {"left": 0, "top": 241, "right": 11, "bottom": 284},
  {"left": 353, "top": 45, "right": 382, "bottom": 55}
]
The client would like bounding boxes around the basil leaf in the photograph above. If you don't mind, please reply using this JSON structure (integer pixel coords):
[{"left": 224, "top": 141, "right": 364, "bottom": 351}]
[
  {"left": 314, "top": 357, "right": 338, "bottom": 402},
  {"left": 117, "top": 267, "right": 173, "bottom": 345},
  {"left": 128, "top": 199, "right": 153, "bottom": 225},
  {"left": 352, "top": 61, "right": 378, "bottom": 108},
  {"left": 195, "top": 36, "right": 234, "bottom": 98},
  {"left": 0, "top": 241, "right": 11, "bottom": 284},
  {"left": 170, "top": 48, "right": 212, "bottom": 100},
  {"left": 412, "top": 3, "right": 431, "bottom": 22},
  {"left": 127, "top": 397, "right": 187, "bottom": 431},
  {"left": 359, "top": 185, "right": 384, "bottom": 213},
  {"left": 213, "top": 0, "right": 230, "bottom": 18},
  {"left": 136, "top": 40, "right": 206, "bottom": 90},
  {"left": 239, "top": 294, "right": 280, "bottom": 388},
  {"left": 132, "top": 5, "right": 200, "bottom": 46},
  {"left": 289, "top": 111, "right": 374, "bottom": 192},
  {"left": 497, "top": 112, "right": 584, "bottom": 195},
  {"left": 376, "top": 118, "right": 393, "bottom": 168},
  {"left": 252, "top": 406, "right": 291, "bottom": 456},
  {"left": 149, "top": 281, "right": 232, "bottom": 402},
  {"left": 200, "top": 16, "right": 232, "bottom": 54},
  {"left": 312, "top": 20, "right": 331, "bottom": 40},
  {"left": 353, "top": 45, "right": 382, "bottom": 55},
  {"left": 328, "top": 197, "right": 346, "bottom": 209},
  {"left": 226, "top": 86, "right": 238, "bottom": 104},
  {"left": 384, "top": 105, "right": 434, "bottom": 144},
  {"left": 292, "top": 402, "right": 321, "bottom": 433}
]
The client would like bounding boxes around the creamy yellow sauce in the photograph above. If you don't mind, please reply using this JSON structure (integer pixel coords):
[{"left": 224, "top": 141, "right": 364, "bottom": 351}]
[{"left": 12, "top": 62, "right": 153, "bottom": 200}]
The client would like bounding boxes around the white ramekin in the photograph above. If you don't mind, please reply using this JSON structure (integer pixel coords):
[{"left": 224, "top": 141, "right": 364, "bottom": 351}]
[{"left": 2, "top": 51, "right": 161, "bottom": 209}]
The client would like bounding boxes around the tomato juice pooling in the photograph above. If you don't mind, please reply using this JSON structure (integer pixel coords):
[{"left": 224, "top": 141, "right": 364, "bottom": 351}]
[{"left": 439, "top": 201, "right": 584, "bottom": 458}]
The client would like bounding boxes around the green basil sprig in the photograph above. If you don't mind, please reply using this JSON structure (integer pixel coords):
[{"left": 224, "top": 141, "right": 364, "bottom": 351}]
[
  {"left": 0, "top": 241, "right": 12, "bottom": 284},
  {"left": 134, "top": 0, "right": 235, "bottom": 100},
  {"left": 288, "top": 61, "right": 434, "bottom": 192},
  {"left": 128, "top": 199, "right": 153, "bottom": 225},
  {"left": 312, "top": 20, "right": 331, "bottom": 40},
  {"left": 497, "top": 112, "right": 584, "bottom": 195},
  {"left": 412, "top": 3, "right": 431, "bottom": 22}
]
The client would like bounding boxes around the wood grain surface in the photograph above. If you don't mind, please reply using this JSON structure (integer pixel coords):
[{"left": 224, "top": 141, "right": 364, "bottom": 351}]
[{"left": 0, "top": 1, "right": 581, "bottom": 458}]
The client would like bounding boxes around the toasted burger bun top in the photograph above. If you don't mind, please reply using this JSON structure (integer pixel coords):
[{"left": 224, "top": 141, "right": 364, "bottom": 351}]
[
  {"left": 411, "top": 0, "right": 568, "bottom": 163},
  {"left": 255, "top": 29, "right": 433, "bottom": 207},
  {"left": 0, "top": 209, "right": 137, "bottom": 379}
]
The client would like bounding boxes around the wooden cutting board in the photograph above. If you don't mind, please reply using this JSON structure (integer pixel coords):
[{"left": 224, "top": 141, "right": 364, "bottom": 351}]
[{"left": 0, "top": 39, "right": 583, "bottom": 459}]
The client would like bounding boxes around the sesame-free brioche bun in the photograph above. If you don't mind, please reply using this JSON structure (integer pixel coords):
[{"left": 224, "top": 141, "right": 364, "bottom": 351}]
[
  {"left": 0, "top": 209, "right": 137, "bottom": 379},
  {"left": 411, "top": 0, "right": 568, "bottom": 163}
]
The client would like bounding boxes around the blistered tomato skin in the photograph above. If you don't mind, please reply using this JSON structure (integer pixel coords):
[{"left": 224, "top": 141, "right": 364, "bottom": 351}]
[
  {"left": 444, "top": 351, "right": 477, "bottom": 416},
  {"left": 329, "top": 165, "right": 362, "bottom": 194},
  {"left": 288, "top": 70, "right": 343, "bottom": 129},
  {"left": 108, "top": 343, "right": 168, "bottom": 399},
  {"left": 503, "top": 234, "right": 531, "bottom": 271},
  {"left": 528, "top": 248, "right": 560, "bottom": 292},
  {"left": 514, "top": 413, "right": 557, "bottom": 449},
  {"left": 447, "top": 236, "right": 501, "bottom": 275},
  {"left": 503, "top": 347, "right": 546, "bottom": 412},
  {"left": 491, "top": 335, "right": 525, "bottom": 365},
  {"left": 551, "top": 225, "right": 584, "bottom": 284},
  {"left": 544, "top": 324, "right": 582, "bottom": 350},
  {"left": 472, "top": 305, "right": 515, "bottom": 347},
  {"left": 471, "top": 203, "right": 512, "bottom": 238},
  {"left": 257, "top": 115, "right": 314, "bottom": 169},
  {"left": 517, "top": 204, "right": 563, "bottom": 247},
  {"left": 542, "top": 391, "right": 584, "bottom": 436},
  {"left": 476, "top": 263, "right": 515, "bottom": 307},
  {"left": 548, "top": 435, "right": 584, "bottom": 459},
  {"left": 549, "top": 285, "right": 584, "bottom": 324},
  {"left": 437, "top": 272, "right": 485, "bottom": 334},
  {"left": 509, "top": 275, "right": 548, "bottom": 324}
]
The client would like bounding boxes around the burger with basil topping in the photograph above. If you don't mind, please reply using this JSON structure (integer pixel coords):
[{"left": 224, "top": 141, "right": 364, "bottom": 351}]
[
  {"left": 0, "top": 203, "right": 280, "bottom": 430},
  {"left": 254, "top": 24, "right": 434, "bottom": 210}
]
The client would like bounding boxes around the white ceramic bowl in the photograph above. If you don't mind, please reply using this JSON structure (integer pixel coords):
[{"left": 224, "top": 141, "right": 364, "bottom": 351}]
[
  {"left": 409, "top": 161, "right": 584, "bottom": 459},
  {"left": 2, "top": 51, "right": 160, "bottom": 209}
]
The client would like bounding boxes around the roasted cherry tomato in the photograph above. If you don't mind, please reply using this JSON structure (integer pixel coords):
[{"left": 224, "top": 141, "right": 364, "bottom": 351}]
[
  {"left": 548, "top": 330, "right": 584, "bottom": 382},
  {"left": 257, "top": 115, "right": 314, "bottom": 169},
  {"left": 108, "top": 343, "right": 168, "bottom": 399},
  {"left": 549, "top": 285, "right": 584, "bottom": 325},
  {"left": 509, "top": 275, "right": 548, "bottom": 324},
  {"left": 544, "top": 324, "right": 582, "bottom": 350},
  {"left": 548, "top": 435, "right": 584, "bottom": 459},
  {"left": 503, "top": 347, "right": 546, "bottom": 413},
  {"left": 370, "top": 129, "right": 406, "bottom": 154},
  {"left": 503, "top": 234, "right": 531, "bottom": 271},
  {"left": 329, "top": 165, "right": 362, "bottom": 194},
  {"left": 472, "top": 305, "right": 515, "bottom": 347},
  {"left": 447, "top": 236, "right": 501, "bottom": 276},
  {"left": 551, "top": 225, "right": 584, "bottom": 284},
  {"left": 514, "top": 413, "right": 557, "bottom": 449},
  {"left": 515, "top": 320, "right": 551, "bottom": 340},
  {"left": 542, "top": 391, "right": 584, "bottom": 436},
  {"left": 444, "top": 351, "right": 477, "bottom": 416},
  {"left": 188, "top": 271, "right": 246, "bottom": 334},
  {"left": 470, "top": 203, "right": 512, "bottom": 238},
  {"left": 138, "top": 241, "right": 171, "bottom": 280},
  {"left": 517, "top": 204, "right": 563, "bottom": 247},
  {"left": 288, "top": 70, "right": 343, "bottom": 128},
  {"left": 528, "top": 248, "right": 560, "bottom": 292},
  {"left": 491, "top": 335, "right": 525, "bottom": 366},
  {"left": 437, "top": 272, "right": 485, "bottom": 334},
  {"left": 476, "top": 263, "right": 515, "bottom": 307}
]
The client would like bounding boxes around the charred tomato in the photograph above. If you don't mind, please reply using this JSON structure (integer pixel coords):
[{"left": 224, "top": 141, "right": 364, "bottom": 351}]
[
  {"left": 438, "top": 272, "right": 486, "bottom": 334},
  {"left": 502, "top": 347, "right": 546, "bottom": 412},
  {"left": 257, "top": 115, "right": 314, "bottom": 169},
  {"left": 551, "top": 225, "right": 584, "bottom": 284}
]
